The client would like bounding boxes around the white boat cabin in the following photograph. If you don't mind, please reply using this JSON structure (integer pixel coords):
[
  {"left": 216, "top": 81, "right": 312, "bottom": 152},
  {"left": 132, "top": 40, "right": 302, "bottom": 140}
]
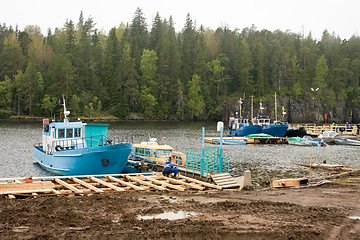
[
  {"left": 42, "top": 118, "right": 86, "bottom": 154},
  {"left": 229, "top": 117, "right": 250, "bottom": 130},
  {"left": 256, "top": 116, "right": 271, "bottom": 126}
]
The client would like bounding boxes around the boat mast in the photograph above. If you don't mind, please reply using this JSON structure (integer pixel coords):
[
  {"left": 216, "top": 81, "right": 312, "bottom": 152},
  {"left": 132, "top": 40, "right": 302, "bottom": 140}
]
[
  {"left": 62, "top": 96, "right": 71, "bottom": 123},
  {"left": 239, "top": 98, "right": 242, "bottom": 117},
  {"left": 274, "top": 92, "right": 278, "bottom": 122},
  {"left": 282, "top": 106, "right": 286, "bottom": 118},
  {"left": 251, "top": 95, "right": 254, "bottom": 124},
  {"left": 259, "top": 99, "right": 264, "bottom": 113}
]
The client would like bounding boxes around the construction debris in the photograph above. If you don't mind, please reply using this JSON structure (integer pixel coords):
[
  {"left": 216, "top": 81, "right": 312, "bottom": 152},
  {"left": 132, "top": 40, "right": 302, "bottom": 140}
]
[{"left": 0, "top": 172, "right": 221, "bottom": 199}]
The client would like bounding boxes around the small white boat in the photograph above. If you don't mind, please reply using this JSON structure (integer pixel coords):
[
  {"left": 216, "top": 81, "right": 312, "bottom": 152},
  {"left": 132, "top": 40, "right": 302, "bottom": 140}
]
[
  {"left": 319, "top": 130, "right": 358, "bottom": 144},
  {"left": 287, "top": 136, "right": 327, "bottom": 147},
  {"left": 335, "top": 138, "right": 360, "bottom": 146}
]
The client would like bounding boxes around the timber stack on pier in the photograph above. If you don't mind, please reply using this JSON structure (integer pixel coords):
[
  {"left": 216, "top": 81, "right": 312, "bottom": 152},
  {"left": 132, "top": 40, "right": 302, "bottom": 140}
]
[{"left": 0, "top": 173, "right": 224, "bottom": 199}]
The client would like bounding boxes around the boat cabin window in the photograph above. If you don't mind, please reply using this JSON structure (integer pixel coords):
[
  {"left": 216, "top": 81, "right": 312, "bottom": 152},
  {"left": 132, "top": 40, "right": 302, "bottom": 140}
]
[
  {"left": 58, "top": 129, "right": 65, "bottom": 138},
  {"left": 74, "top": 128, "right": 81, "bottom": 138},
  {"left": 66, "top": 129, "right": 73, "bottom": 138},
  {"left": 43, "top": 124, "right": 49, "bottom": 133}
]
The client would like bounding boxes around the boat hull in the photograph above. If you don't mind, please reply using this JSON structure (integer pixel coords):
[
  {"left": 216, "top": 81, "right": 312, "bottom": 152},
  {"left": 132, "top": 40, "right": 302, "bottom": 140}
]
[
  {"left": 33, "top": 143, "right": 133, "bottom": 175},
  {"left": 228, "top": 125, "right": 262, "bottom": 137},
  {"left": 262, "top": 124, "right": 288, "bottom": 137}
]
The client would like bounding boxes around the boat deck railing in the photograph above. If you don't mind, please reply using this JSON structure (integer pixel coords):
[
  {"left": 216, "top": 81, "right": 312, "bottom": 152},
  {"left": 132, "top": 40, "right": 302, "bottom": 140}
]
[
  {"left": 34, "top": 134, "right": 133, "bottom": 153},
  {"left": 132, "top": 146, "right": 230, "bottom": 180}
]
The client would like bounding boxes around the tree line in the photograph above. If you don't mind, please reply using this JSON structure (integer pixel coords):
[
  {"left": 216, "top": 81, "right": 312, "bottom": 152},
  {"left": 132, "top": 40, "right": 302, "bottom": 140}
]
[{"left": 0, "top": 8, "right": 359, "bottom": 121}]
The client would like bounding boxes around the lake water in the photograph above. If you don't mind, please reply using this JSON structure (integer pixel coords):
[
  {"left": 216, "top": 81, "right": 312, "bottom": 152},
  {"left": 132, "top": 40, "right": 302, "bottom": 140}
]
[{"left": 0, "top": 120, "right": 359, "bottom": 187}]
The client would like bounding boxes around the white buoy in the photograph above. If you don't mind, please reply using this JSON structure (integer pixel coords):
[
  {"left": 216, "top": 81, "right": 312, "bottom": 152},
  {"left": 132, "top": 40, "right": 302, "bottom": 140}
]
[{"left": 217, "top": 121, "right": 224, "bottom": 132}]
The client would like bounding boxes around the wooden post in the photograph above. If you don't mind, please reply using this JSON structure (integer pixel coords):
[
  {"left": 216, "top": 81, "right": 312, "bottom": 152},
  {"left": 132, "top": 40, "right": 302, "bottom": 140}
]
[{"left": 310, "top": 154, "right": 312, "bottom": 178}]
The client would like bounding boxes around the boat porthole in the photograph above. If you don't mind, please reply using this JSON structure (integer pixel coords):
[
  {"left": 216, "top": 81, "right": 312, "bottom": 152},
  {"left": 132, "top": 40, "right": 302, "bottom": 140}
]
[
  {"left": 50, "top": 165, "right": 52, "bottom": 167},
  {"left": 55, "top": 145, "right": 63, "bottom": 151}
]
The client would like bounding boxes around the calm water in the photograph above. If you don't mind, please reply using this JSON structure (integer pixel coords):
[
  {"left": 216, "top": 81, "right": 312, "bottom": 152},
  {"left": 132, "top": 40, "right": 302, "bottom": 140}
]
[{"left": 1, "top": 120, "right": 359, "bottom": 186}]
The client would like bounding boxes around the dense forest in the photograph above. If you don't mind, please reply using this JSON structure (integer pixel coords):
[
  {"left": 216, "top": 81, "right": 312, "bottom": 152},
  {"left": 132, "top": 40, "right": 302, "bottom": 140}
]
[{"left": 0, "top": 8, "right": 359, "bottom": 122}]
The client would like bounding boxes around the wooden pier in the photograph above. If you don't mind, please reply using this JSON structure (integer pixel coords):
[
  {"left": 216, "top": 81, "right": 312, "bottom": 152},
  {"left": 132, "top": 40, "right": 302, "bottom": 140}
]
[
  {"left": 0, "top": 172, "right": 223, "bottom": 199},
  {"left": 290, "top": 123, "right": 359, "bottom": 136}
]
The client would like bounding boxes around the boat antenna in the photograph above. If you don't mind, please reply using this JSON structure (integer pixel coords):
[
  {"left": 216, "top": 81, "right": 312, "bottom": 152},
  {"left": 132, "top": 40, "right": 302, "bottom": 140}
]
[
  {"left": 274, "top": 92, "right": 278, "bottom": 122},
  {"left": 251, "top": 95, "right": 254, "bottom": 124},
  {"left": 238, "top": 98, "right": 243, "bottom": 117},
  {"left": 282, "top": 106, "right": 286, "bottom": 118},
  {"left": 62, "top": 95, "right": 70, "bottom": 123},
  {"left": 259, "top": 99, "right": 264, "bottom": 114}
]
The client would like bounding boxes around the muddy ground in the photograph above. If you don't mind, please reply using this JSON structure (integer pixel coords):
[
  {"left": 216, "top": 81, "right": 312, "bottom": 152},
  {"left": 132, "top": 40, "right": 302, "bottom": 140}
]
[{"left": 0, "top": 172, "right": 359, "bottom": 240}]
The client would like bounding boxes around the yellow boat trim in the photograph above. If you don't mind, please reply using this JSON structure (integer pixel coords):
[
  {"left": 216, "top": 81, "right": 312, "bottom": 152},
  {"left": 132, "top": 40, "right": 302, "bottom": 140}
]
[{"left": 134, "top": 144, "right": 174, "bottom": 151}]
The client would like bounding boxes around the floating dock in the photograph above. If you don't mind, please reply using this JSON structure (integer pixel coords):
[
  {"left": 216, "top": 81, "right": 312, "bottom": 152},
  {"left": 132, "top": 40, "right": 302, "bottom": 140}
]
[
  {"left": 0, "top": 172, "right": 223, "bottom": 199},
  {"left": 205, "top": 136, "right": 286, "bottom": 145}
]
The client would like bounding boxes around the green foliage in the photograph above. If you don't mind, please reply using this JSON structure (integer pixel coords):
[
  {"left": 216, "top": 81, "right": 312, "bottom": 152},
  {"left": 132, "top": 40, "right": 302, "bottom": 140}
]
[
  {"left": 187, "top": 74, "right": 205, "bottom": 119},
  {"left": 41, "top": 94, "right": 58, "bottom": 117},
  {"left": 0, "top": 10, "right": 360, "bottom": 121},
  {"left": 138, "top": 87, "right": 157, "bottom": 118}
]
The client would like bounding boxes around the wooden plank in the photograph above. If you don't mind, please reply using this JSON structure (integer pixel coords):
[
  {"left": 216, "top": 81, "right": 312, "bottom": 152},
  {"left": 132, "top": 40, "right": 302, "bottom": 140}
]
[
  {"left": 125, "top": 175, "right": 167, "bottom": 191},
  {"left": 211, "top": 173, "right": 232, "bottom": 177},
  {"left": 55, "top": 179, "right": 84, "bottom": 194},
  {"left": 211, "top": 173, "right": 239, "bottom": 187},
  {"left": 72, "top": 178, "right": 104, "bottom": 193},
  {"left": 90, "top": 177, "right": 125, "bottom": 192},
  {"left": 219, "top": 184, "right": 240, "bottom": 189},
  {"left": 51, "top": 189, "right": 61, "bottom": 195},
  {"left": 213, "top": 178, "right": 238, "bottom": 184},
  {"left": 179, "top": 174, "right": 222, "bottom": 190},
  {"left": 107, "top": 176, "right": 145, "bottom": 191},
  {"left": 0, "top": 181, "right": 55, "bottom": 193},
  {"left": 143, "top": 176, "right": 185, "bottom": 191},
  {"left": 161, "top": 176, "right": 205, "bottom": 190},
  {"left": 211, "top": 176, "right": 234, "bottom": 181},
  {"left": 2, "top": 189, "right": 53, "bottom": 194}
]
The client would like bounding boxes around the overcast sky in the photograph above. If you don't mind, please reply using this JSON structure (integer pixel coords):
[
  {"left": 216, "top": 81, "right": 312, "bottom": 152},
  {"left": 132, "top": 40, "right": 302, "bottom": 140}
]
[{"left": 1, "top": 0, "right": 359, "bottom": 40}]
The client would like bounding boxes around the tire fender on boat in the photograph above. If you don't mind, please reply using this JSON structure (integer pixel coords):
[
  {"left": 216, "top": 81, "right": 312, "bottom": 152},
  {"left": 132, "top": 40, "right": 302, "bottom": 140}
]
[{"left": 55, "top": 145, "right": 63, "bottom": 151}]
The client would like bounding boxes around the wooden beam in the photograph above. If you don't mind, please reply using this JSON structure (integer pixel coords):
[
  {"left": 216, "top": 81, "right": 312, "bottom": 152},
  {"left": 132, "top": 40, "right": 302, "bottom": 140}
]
[
  {"left": 107, "top": 176, "right": 145, "bottom": 191},
  {"left": 55, "top": 179, "right": 84, "bottom": 194},
  {"left": 125, "top": 175, "right": 167, "bottom": 191},
  {"left": 2, "top": 189, "right": 53, "bottom": 194},
  {"left": 161, "top": 176, "right": 205, "bottom": 190},
  {"left": 89, "top": 177, "right": 125, "bottom": 192},
  {"left": 51, "top": 189, "right": 61, "bottom": 195},
  {"left": 72, "top": 178, "right": 104, "bottom": 193},
  {"left": 143, "top": 176, "right": 185, "bottom": 191},
  {"left": 0, "top": 181, "right": 55, "bottom": 193},
  {"left": 179, "top": 174, "right": 222, "bottom": 190}
]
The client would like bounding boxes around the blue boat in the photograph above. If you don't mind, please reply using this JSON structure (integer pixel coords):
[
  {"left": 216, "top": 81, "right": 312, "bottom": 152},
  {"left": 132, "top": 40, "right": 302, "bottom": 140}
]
[
  {"left": 228, "top": 98, "right": 262, "bottom": 137},
  {"left": 213, "top": 139, "right": 247, "bottom": 145},
  {"left": 33, "top": 98, "right": 133, "bottom": 176},
  {"left": 256, "top": 116, "right": 288, "bottom": 137},
  {"left": 228, "top": 95, "right": 288, "bottom": 137},
  {"left": 228, "top": 116, "right": 262, "bottom": 137}
]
